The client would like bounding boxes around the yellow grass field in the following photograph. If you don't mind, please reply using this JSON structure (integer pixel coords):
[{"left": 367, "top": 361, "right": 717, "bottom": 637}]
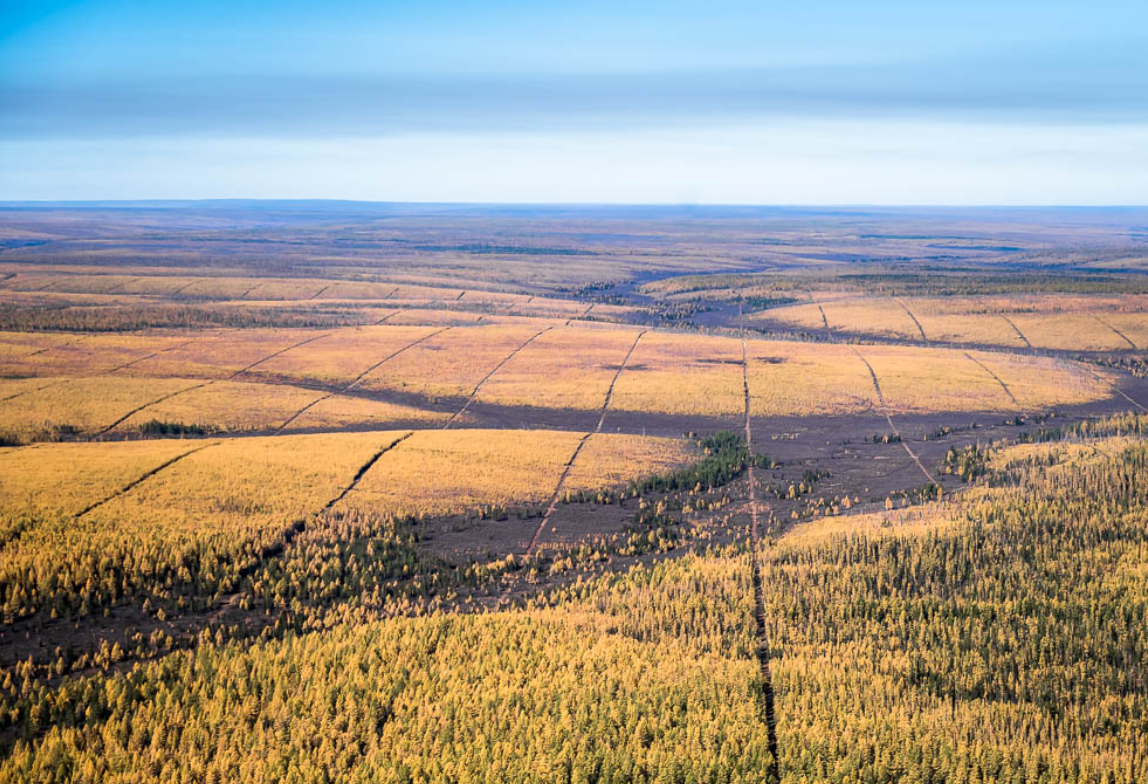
[
  {"left": 342, "top": 429, "right": 691, "bottom": 519},
  {"left": 250, "top": 325, "right": 441, "bottom": 386},
  {"left": 0, "top": 376, "right": 200, "bottom": 438},
  {"left": 474, "top": 326, "right": 645, "bottom": 411},
  {"left": 745, "top": 340, "right": 875, "bottom": 417},
  {"left": 756, "top": 293, "right": 1148, "bottom": 350},
  {"left": 610, "top": 332, "right": 745, "bottom": 418},
  {"left": 0, "top": 439, "right": 196, "bottom": 519},
  {"left": 361, "top": 324, "right": 556, "bottom": 401}
]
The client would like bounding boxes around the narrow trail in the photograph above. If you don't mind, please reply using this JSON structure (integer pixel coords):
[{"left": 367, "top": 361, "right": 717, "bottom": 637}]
[
  {"left": 521, "top": 330, "right": 646, "bottom": 559},
  {"left": 1083, "top": 367, "right": 1148, "bottom": 413},
  {"left": 381, "top": 286, "right": 401, "bottom": 301},
  {"left": 1094, "top": 315, "right": 1138, "bottom": 350},
  {"left": 375, "top": 312, "right": 398, "bottom": 325},
  {"left": 816, "top": 303, "right": 830, "bottom": 332},
  {"left": 0, "top": 272, "right": 16, "bottom": 287},
  {"left": 894, "top": 298, "right": 928, "bottom": 343},
  {"left": 963, "top": 352, "right": 1021, "bottom": 409},
  {"left": 169, "top": 279, "right": 202, "bottom": 296},
  {"left": 91, "top": 381, "right": 212, "bottom": 438},
  {"left": 741, "top": 336, "right": 781, "bottom": 784},
  {"left": 444, "top": 326, "right": 556, "bottom": 428},
  {"left": 850, "top": 346, "right": 938, "bottom": 485},
  {"left": 218, "top": 432, "right": 413, "bottom": 614},
  {"left": 103, "top": 277, "right": 141, "bottom": 295},
  {"left": 580, "top": 303, "right": 595, "bottom": 319},
  {"left": 93, "top": 332, "right": 335, "bottom": 438},
  {"left": 107, "top": 340, "right": 196, "bottom": 373},
  {"left": 0, "top": 380, "right": 62, "bottom": 404},
  {"left": 237, "top": 284, "right": 261, "bottom": 299},
  {"left": 74, "top": 443, "right": 218, "bottom": 518},
  {"left": 20, "top": 335, "right": 87, "bottom": 360},
  {"left": 276, "top": 327, "right": 451, "bottom": 432},
  {"left": 1000, "top": 315, "right": 1033, "bottom": 348},
  {"left": 308, "top": 284, "right": 331, "bottom": 301}
]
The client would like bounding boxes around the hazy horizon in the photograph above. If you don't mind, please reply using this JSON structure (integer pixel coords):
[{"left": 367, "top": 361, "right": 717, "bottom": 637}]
[{"left": 2, "top": 0, "right": 1146, "bottom": 203}]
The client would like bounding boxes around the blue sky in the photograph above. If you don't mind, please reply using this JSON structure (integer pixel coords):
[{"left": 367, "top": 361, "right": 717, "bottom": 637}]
[{"left": 1, "top": 0, "right": 1146, "bottom": 203}]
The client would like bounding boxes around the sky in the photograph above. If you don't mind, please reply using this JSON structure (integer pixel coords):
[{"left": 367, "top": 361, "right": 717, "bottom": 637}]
[{"left": 1, "top": 0, "right": 1146, "bottom": 204}]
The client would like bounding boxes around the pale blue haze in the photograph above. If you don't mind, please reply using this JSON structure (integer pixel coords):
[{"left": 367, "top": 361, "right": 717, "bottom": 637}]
[{"left": 1, "top": 0, "right": 1146, "bottom": 202}]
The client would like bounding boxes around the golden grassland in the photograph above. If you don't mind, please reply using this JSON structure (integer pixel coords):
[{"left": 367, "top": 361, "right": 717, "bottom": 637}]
[
  {"left": 361, "top": 324, "right": 556, "bottom": 401},
  {"left": 0, "top": 376, "right": 200, "bottom": 439},
  {"left": 251, "top": 325, "right": 440, "bottom": 386},
  {"left": 0, "top": 429, "right": 691, "bottom": 616},
  {"left": 288, "top": 394, "right": 449, "bottom": 431},
  {"left": 0, "top": 324, "right": 1120, "bottom": 441},
  {"left": 115, "top": 381, "right": 324, "bottom": 433},
  {"left": 2, "top": 333, "right": 191, "bottom": 378},
  {"left": 0, "top": 432, "right": 394, "bottom": 616},
  {"left": 755, "top": 293, "right": 1148, "bottom": 349},
  {"left": 777, "top": 502, "right": 962, "bottom": 550},
  {"left": 861, "top": 346, "right": 1018, "bottom": 414},
  {"left": 342, "top": 429, "right": 691, "bottom": 519},
  {"left": 562, "top": 433, "right": 695, "bottom": 493},
  {"left": 967, "top": 351, "right": 1113, "bottom": 409},
  {"left": 474, "top": 326, "right": 645, "bottom": 412},
  {"left": 610, "top": 331, "right": 745, "bottom": 418},
  {"left": 745, "top": 340, "right": 875, "bottom": 418},
  {"left": 125, "top": 329, "right": 316, "bottom": 379},
  {"left": 860, "top": 345, "right": 1110, "bottom": 413},
  {"left": 0, "top": 439, "right": 196, "bottom": 520}
]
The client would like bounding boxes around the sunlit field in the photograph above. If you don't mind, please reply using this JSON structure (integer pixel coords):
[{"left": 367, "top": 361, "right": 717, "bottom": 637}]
[{"left": 3, "top": 204, "right": 1148, "bottom": 783}]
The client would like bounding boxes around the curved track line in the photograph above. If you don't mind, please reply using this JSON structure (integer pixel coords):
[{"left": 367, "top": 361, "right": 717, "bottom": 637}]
[
  {"left": 74, "top": 443, "right": 218, "bottom": 518},
  {"left": 521, "top": 329, "right": 646, "bottom": 559},
  {"left": 444, "top": 326, "right": 555, "bottom": 429},
  {"left": 741, "top": 336, "right": 781, "bottom": 784},
  {"left": 277, "top": 327, "right": 451, "bottom": 432},
  {"left": 963, "top": 352, "right": 1021, "bottom": 409},
  {"left": 850, "top": 346, "right": 938, "bottom": 485}
]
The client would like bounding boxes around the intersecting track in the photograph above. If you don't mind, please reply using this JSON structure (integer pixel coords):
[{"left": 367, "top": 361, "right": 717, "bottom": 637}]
[
  {"left": 443, "top": 326, "right": 556, "bottom": 428},
  {"left": 850, "top": 346, "right": 938, "bottom": 485},
  {"left": 92, "top": 331, "right": 335, "bottom": 438},
  {"left": 276, "top": 327, "right": 451, "bottom": 432},
  {"left": 73, "top": 442, "right": 219, "bottom": 519},
  {"left": 520, "top": 329, "right": 646, "bottom": 559},
  {"left": 741, "top": 336, "right": 781, "bottom": 784},
  {"left": 963, "top": 352, "right": 1021, "bottom": 408}
]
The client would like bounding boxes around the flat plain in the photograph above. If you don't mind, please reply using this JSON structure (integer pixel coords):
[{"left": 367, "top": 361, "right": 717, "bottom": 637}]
[{"left": 2, "top": 203, "right": 1148, "bottom": 783}]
